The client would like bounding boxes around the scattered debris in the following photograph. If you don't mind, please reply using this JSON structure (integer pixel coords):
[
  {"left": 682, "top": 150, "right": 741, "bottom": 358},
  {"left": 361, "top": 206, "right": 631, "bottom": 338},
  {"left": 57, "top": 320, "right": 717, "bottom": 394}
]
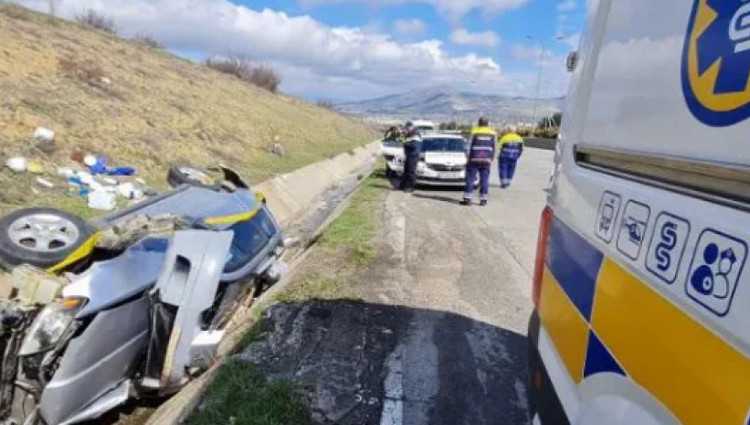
[
  {"left": 35, "top": 177, "right": 54, "bottom": 189},
  {"left": 117, "top": 182, "right": 143, "bottom": 200},
  {"left": 269, "top": 143, "right": 286, "bottom": 157},
  {"left": 70, "top": 150, "right": 85, "bottom": 164},
  {"left": 0, "top": 272, "right": 14, "bottom": 299},
  {"left": 32, "top": 127, "right": 57, "bottom": 154},
  {"left": 32, "top": 127, "right": 55, "bottom": 143},
  {"left": 283, "top": 236, "right": 301, "bottom": 248},
  {"left": 85, "top": 154, "right": 136, "bottom": 176},
  {"left": 5, "top": 157, "right": 27, "bottom": 173},
  {"left": 88, "top": 190, "right": 117, "bottom": 210},
  {"left": 12, "top": 265, "right": 67, "bottom": 305},
  {"left": 27, "top": 161, "right": 44, "bottom": 174}
]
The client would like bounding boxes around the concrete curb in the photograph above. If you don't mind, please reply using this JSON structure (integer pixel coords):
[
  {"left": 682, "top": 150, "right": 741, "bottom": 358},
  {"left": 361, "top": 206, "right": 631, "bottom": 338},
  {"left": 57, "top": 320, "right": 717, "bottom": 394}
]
[
  {"left": 144, "top": 140, "right": 381, "bottom": 425},
  {"left": 256, "top": 143, "right": 380, "bottom": 227}
]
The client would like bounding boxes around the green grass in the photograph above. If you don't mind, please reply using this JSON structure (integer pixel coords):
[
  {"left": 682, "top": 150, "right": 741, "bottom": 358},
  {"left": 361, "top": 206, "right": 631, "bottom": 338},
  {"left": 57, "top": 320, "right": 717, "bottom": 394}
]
[
  {"left": 273, "top": 274, "right": 345, "bottom": 304},
  {"left": 236, "top": 318, "right": 268, "bottom": 351},
  {"left": 187, "top": 360, "right": 310, "bottom": 425},
  {"left": 319, "top": 171, "right": 385, "bottom": 266}
]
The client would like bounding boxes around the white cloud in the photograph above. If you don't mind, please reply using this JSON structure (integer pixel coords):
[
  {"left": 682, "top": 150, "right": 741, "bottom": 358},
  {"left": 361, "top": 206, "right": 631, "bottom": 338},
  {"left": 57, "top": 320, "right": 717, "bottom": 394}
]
[
  {"left": 511, "top": 44, "right": 546, "bottom": 62},
  {"left": 14, "top": 0, "right": 513, "bottom": 99},
  {"left": 556, "top": 0, "right": 576, "bottom": 12},
  {"left": 450, "top": 28, "right": 500, "bottom": 48},
  {"left": 393, "top": 18, "right": 426, "bottom": 36},
  {"left": 298, "top": 0, "right": 528, "bottom": 20},
  {"left": 561, "top": 33, "right": 581, "bottom": 49}
]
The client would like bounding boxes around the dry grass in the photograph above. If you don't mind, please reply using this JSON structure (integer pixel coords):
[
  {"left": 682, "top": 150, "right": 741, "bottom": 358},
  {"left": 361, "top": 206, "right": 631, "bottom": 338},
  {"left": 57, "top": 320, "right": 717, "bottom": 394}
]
[{"left": 0, "top": 4, "right": 377, "bottom": 217}]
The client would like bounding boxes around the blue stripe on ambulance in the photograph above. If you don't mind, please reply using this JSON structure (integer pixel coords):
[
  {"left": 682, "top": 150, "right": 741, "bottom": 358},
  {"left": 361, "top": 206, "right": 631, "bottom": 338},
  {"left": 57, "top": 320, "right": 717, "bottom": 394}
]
[{"left": 546, "top": 218, "right": 604, "bottom": 321}]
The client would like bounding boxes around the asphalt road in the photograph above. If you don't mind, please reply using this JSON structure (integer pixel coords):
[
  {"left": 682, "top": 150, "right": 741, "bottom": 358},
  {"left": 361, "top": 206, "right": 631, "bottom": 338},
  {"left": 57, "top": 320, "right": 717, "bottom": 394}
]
[{"left": 365, "top": 148, "right": 555, "bottom": 425}]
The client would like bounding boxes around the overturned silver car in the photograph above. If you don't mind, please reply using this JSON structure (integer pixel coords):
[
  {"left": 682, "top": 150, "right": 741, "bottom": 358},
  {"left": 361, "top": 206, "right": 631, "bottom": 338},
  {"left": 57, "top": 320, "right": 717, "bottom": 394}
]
[{"left": 0, "top": 166, "right": 285, "bottom": 425}]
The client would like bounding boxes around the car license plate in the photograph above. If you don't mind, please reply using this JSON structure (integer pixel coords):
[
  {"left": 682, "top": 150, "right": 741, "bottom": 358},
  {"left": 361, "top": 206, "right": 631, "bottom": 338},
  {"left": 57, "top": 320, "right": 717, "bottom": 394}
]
[{"left": 439, "top": 171, "right": 463, "bottom": 179}]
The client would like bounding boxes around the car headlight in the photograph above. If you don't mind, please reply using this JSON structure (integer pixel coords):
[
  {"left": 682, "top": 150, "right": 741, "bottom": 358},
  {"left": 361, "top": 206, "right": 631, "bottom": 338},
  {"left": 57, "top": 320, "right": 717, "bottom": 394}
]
[{"left": 19, "top": 297, "right": 86, "bottom": 356}]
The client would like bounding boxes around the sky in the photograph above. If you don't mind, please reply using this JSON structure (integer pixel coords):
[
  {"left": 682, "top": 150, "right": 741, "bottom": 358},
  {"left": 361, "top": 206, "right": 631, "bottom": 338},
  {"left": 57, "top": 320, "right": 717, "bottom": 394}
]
[{"left": 17, "top": 0, "right": 588, "bottom": 101}]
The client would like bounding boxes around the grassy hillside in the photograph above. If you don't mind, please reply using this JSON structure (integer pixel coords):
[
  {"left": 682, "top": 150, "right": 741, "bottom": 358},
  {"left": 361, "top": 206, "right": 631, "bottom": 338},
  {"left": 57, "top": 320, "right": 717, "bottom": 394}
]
[{"left": 0, "top": 5, "right": 377, "bottom": 217}]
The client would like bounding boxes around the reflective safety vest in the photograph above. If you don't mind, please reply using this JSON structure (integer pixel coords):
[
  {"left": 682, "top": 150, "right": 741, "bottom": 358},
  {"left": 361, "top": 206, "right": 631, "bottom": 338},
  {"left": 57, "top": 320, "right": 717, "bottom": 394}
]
[
  {"left": 499, "top": 132, "right": 524, "bottom": 146},
  {"left": 499, "top": 132, "right": 524, "bottom": 160},
  {"left": 468, "top": 126, "right": 497, "bottom": 164}
]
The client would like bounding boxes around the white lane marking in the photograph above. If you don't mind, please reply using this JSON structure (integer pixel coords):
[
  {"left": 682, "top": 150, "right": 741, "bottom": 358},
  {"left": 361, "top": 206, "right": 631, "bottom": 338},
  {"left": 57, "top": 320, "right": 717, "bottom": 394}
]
[{"left": 380, "top": 346, "right": 404, "bottom": 425}]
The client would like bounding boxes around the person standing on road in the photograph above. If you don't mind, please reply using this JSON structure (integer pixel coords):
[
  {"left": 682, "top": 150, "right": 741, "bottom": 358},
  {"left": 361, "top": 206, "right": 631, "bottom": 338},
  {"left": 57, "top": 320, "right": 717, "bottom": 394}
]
[
  {"left": 498, "top": 127, "right": 524, "bottom": 188},
  {"left": 461, "top": 117, "right": 497, "bottom": 206},
  {"left": 400, "top": 121, "right": 422, "bottom": 193}
]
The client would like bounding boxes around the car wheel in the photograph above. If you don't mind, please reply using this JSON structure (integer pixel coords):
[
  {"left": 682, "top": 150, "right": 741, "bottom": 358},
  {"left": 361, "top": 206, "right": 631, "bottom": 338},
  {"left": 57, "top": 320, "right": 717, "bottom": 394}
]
[
  {"left": 0, "top": 208, "right": 95, "bottom": 269},
  {"left": 167, "top": 165, "right": 216, "bottom": 189}
]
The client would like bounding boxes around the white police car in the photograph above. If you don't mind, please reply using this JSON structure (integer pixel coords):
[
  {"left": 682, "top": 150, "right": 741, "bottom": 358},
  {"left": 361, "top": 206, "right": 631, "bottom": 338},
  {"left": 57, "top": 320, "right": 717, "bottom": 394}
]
[{"left": 385, "top": 134, "right": 471, "bottom": 187}]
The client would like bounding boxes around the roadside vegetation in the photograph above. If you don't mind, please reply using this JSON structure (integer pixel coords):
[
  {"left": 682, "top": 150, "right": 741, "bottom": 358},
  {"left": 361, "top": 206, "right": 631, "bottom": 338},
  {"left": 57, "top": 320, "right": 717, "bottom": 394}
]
[
  {"left": 187, "top": 360, "right": 310, "bottom": 425},
  {"left": 0, "top": 4, "right": 376, "bottom": 217},
  {"left": 277, "top": 169, "right": 387, "bottom": 303}
]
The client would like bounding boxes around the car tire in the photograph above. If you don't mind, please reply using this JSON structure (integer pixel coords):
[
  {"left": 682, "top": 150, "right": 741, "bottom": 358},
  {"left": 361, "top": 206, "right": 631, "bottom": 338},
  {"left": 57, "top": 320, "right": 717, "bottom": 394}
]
[
  {"left": 0, "top": 208, "right": 95, "bottom": 269},
  {"left": 167, "top": 165, "right": 216, "bottom": 189}
]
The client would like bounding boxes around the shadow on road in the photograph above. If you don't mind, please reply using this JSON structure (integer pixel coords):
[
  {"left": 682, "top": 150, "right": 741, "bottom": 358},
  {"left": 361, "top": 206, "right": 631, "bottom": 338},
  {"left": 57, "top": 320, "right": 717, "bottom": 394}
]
[{"left": 234, "top": 299, "right": 530, "bottom": 425}]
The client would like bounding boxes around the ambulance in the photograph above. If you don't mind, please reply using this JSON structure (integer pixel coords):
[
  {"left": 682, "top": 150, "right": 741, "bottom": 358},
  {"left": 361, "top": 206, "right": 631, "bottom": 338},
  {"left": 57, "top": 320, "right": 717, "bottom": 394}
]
[{"left": 527, "top": 1, "right": 750, "bottom": 424}]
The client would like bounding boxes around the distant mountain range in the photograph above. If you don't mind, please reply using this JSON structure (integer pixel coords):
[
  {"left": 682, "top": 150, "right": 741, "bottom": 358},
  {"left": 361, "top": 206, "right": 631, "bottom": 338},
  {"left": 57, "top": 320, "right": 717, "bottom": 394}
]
[{"left": 335, "top": 87, "right": 564, "bottom": 124}]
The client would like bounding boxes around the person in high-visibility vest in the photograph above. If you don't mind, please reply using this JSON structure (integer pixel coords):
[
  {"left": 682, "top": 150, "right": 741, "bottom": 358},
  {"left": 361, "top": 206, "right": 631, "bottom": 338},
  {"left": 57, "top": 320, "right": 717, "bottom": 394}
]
[
  {"left": 461, "top": 117, "right": 497, "bottom": 206},
  {"left": 497, "top": 127, "right": 524, "bottom": 188}
]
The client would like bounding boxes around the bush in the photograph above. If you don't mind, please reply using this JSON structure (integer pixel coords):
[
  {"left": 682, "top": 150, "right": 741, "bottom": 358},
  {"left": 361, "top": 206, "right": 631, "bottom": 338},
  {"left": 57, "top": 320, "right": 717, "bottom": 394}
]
[
  {"left": 75, "top": 9, "right": 116, "bottom": 34},
  {"left": 317, "top": 99, "right": 336, "bottom": 110},
  {"left": 206, "top": 57, "right": 281, "bottom": 93},
  {"left": 133, "top": 34, "right": 163, "bottom": 49},
  {"left": 248, "top": 66, "right": 281, "bottom": 93}
]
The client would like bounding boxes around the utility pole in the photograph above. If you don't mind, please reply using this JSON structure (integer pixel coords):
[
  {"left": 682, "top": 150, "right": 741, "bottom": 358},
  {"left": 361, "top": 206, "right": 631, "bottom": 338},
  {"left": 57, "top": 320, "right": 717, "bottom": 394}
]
[{"left": 526, "top": 35, "right": 564, "bottom": 135}]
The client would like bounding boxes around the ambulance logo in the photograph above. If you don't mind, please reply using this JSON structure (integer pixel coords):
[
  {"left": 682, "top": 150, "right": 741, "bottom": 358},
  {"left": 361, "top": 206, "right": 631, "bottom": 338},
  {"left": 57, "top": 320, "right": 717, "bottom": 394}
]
[{"left": 683, "top": 0, "right": 750, "bottom": 126}]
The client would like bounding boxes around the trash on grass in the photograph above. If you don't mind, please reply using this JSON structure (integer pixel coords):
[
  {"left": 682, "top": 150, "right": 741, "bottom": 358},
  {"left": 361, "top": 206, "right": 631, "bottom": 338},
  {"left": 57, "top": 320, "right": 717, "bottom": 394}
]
[
  {"left": 32, "top": 127, "right": 55, "bottom": 143},
  {"left": 85, "top": 154, "right": 136, "bottom": 176},
  {"left": 5, "top": 157, "right": 27, "bottom": 173},
  {"left": 117, "top": 182, "right": 143, "bottom": 200},
  {"left": 27, "top": 161, "right": 44, "bottom": 174},
  {"left": 35, "top": 178, "right": 54, "bottom": 189},
  {"left": 88, "top": 190, "right": 117, "bottom": 211}
]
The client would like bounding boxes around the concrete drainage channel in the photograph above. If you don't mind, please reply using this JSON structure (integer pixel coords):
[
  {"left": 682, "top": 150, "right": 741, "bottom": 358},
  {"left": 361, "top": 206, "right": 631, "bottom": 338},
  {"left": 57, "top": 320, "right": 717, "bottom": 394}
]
[{"left": 107, "top": 142, "right": 381, "bottom": 425}]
